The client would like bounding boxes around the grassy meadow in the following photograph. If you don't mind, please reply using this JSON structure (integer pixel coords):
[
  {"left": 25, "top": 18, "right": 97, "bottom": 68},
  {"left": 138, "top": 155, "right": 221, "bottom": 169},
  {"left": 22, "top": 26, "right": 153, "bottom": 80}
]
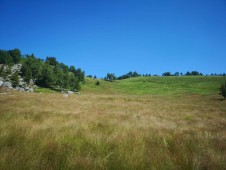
[{"left": 0, "top": 76, "right": 226, "bottom": 169}]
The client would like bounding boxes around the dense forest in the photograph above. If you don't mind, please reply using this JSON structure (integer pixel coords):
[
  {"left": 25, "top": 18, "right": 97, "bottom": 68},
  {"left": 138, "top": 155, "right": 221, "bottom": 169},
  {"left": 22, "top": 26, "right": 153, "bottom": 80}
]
[{"left": 0, "top": 48, "right": 85, "bottom": 91}]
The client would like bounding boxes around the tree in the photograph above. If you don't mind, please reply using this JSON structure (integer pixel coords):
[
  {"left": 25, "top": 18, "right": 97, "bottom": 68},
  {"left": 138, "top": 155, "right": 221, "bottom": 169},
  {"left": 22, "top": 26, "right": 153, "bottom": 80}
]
[
  {"left": 106, "top": 73, "right": 116, "bottom": 81},
  {"left": 0, "top": 50, "right": 13, "bottom": 64},
  {"left": 162, "top": 72, "right": 171, "bottom": 76},
  {"left": 11, "top": 72, "right": 19, "bottom": 87},
  {"left": 220, "top": 82, "right": 226, "bottom": 100},
  {"left": 174, "top": 72, "right": 179, "bottom": 76},
  {"left": 60, "top": 63, "right": 69, "bottom": 73},
  {"left": 54, "top": 65, "right": 64, "bottom": 89},
  {"left": 96, "top": 81, "right": 100, "bottom": 85},
  {"left": 86, "top": 75, "right": 92, "bottom": 78},
  {"left": 46, "top": 57, "right": 58, "bottom": 66},
  {"left": 75, "top": 68, "right": 85, "bottom": 82},
  {"left": 37, "top": 65, "right": 55, "bottom": 88},
  {"left": 24, "top": 68, "right": 32, "bottom": 83},
  {"left": 0, "top": 66, "right": 5, "bottom": 77},
  {"left": 94, "top": 75, "right": 97, "bottom": 79},
  {"left": 191, "top": 71, "right": 200, "bottom": 76},
  {"left": 69, "top": 66, "right": 76, "bottom": 74},
  {"left": 8, "top": 49, "right": 21, "bottom": 64}
]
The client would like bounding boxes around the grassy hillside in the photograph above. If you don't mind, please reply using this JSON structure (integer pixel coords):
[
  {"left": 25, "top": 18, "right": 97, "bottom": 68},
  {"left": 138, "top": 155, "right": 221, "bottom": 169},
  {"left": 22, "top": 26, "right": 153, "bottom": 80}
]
[
  {"left": 1, "top": 76, "right": 226, "bottom": 169},
  {"left": 0, "top": 92, "right": 226, "bottom": 169},
  {"left": 82, "top": 76, "right": 226, "bottom": 95}
]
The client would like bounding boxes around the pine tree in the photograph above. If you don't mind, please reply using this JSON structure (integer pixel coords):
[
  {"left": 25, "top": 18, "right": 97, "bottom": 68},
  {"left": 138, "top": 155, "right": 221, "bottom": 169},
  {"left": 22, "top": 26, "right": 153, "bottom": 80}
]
[
  {"left": 220, "top": 82, "right": 226, "bottom": 100},
  {"left": 96, "top": 81, "right": 100, "bottom": 85},
  {"left": 24, "top": 68, "right": 32, "bottom": 83},
  {"left": 11, "top": 72, "right": 19, "bottom": 87},
  {"left": 8, "top": 49, "right": 21, "bottom": 64},
  {"left": 0, "top": 66, "right": 4, "bottom": 77}
]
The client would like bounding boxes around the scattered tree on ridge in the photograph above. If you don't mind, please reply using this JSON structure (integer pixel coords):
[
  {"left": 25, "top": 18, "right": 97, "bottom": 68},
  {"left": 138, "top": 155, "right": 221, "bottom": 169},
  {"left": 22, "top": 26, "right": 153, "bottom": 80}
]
[
  {"left": 220, "top": 82, "right": 226, "bottom": 100},
  {"left": 105, "top": 73, "right": 116, "bottom": 81},
  {"left": 96, "top": 81, "right": 100, "bottom": 85}
]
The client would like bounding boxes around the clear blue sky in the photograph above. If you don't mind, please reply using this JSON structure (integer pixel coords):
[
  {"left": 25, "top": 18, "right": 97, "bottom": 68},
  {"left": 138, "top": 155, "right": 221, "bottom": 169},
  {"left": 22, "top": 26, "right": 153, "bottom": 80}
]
[{"left": 0, "top": 0, "right": 226, "bottom": 77}]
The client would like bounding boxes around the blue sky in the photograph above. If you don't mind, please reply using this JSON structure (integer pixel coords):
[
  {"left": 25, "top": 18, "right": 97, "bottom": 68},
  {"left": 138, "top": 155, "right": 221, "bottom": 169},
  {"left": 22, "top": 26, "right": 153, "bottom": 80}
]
[{"left": 0, "top": 0, "right": 226, "bottom": 77}]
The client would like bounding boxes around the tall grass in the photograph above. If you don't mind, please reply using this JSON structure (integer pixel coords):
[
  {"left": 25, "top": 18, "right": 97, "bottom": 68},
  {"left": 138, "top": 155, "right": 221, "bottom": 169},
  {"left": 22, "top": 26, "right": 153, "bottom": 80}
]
[{"left": 0, "top": 91, "right": 226, "bottom": 169}]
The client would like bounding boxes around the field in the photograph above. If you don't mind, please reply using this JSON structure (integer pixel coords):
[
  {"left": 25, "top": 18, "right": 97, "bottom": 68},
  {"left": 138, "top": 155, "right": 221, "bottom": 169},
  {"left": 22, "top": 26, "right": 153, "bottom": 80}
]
[{"left": 0, "top": 76, "right": 226, "bottom": 169}]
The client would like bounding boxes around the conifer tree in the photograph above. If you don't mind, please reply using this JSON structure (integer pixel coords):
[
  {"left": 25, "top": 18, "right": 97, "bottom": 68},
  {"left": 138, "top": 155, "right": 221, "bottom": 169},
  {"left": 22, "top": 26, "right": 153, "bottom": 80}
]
[
  {"left": 11, "top": 72, "right": 19, "bottom": 87},
  {"left": 220, "top": 82, "right": 226, "bottom": 100}
]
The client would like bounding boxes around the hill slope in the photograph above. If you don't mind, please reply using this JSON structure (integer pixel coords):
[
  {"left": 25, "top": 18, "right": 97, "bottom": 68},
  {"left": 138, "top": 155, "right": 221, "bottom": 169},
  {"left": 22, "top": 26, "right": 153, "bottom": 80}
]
[{"left": 82, "top": 76, "right": 226, "bottom": 95}]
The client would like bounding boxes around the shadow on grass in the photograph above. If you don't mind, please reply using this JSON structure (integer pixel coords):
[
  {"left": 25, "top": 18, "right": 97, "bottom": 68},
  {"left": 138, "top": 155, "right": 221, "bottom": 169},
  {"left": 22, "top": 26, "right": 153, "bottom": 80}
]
[{"left": 212, "top": 98, "right": 225, "bottom": 101}]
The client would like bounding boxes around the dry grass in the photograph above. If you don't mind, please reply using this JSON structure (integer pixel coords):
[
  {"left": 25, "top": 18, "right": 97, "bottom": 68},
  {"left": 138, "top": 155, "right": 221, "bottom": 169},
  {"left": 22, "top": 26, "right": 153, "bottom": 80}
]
[{"left": 0, "top": 91, "right": 226, "bottom": 169}]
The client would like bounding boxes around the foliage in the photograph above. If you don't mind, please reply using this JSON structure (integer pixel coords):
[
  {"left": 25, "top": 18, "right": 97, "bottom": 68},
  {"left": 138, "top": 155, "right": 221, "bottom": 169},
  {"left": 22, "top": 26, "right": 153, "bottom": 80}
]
[
  {"left": 185, "top": 71, "right": 202, "bottom": 76},
  {"left": 0, "top": 66, "right": 5, "bottom": 77},
  {"left": 86, "top": 75, "right": 92, "bottom": 78},
  {"left": 0, "top": 49, "right": 21, "bottom": 64},
  {"left": 105, "top": 73, "right": 116, "bottom": 81},
  {"left": 45, "top": 57, "right": 58, "bottom": 66},
  {"left": 219, "top": 82, "right": 226, "bottom": 99},
  {"left": 0, "top": 48, "right": 85, "bottom": 91},
  {"left": 11, "top": 72, "right": 19, "bottom": 87},
  {"left": 96, "top": 81, "right": 100, "bottom": 85},
  {"left": 162, "top": 72, "right": 172, "bottom": 76},
  {"left": 117, "top": 71, "right": 141, "bottom": 80},
  {"left": 8, "top": 49, "right": 22, "bottom": 64},
  {"left": 19, "top": 51, "right": 85, "bottom": 90}
]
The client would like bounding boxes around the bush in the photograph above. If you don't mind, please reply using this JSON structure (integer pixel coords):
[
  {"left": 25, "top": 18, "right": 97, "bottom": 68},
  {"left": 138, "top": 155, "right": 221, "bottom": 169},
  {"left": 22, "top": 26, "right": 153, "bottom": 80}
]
[
  {"left": 96, "top": 81, "right": 100, "bottom": 86},
  {"left": 219, "top": 82, "right": 226, "bottom": 100}
]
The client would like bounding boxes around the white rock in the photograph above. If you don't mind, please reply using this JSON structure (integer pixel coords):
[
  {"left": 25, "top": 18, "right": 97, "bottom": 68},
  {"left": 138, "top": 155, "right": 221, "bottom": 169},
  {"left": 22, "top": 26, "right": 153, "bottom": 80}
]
[
  {"left": 0, "top": 80, "right": 3, "bottom": 87},
  {"left": 2, "top": 82, "right": 12, "bottom": 88},
  {"left": 63, "top": 94, "right": 69, "bottom": 98},
  {"left": 68, "top": 91, "right": 74, "bottom": 95}
]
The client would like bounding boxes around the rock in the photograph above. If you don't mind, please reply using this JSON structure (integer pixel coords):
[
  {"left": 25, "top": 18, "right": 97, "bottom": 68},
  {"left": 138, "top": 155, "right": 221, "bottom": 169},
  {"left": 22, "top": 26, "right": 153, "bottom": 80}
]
[
  {"left": 63, "top": 94, "right": 69, "bottom": 98},
  {"left": 11, "top": 64, "right": 22, "bottom": 74},
  {"left": 29, "top": 88, "right": 34, "bottom": 93},
  {"left": 67, "top": 91, "right": 74, "bottom": 95},
  {"left": 19, "top": 81, "right": 26, "bottom": 86},
  {"left": 2, "top": 82, "right": 12, "bottom": 89},
  {"left": 25, "top": 87, "right": 30, "bottom": 91},
  {"left": 29, "top": 79, "right": 34, "bottom": 84},
  {"left": 0, "top": 77, "right": 3, "bottom": 81},
  {"left": 0, "top": 80, "right": 3, "bottom": 87},
  {"left": 16, "top": 87, "right": 25, "bottom": 92}
]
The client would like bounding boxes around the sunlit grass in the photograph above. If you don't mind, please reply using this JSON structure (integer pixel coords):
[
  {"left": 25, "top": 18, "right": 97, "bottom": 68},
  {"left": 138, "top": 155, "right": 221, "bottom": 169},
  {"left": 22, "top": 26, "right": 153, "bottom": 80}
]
[
  {"left": 82, "top": 76, "right": 226, "bottom": 95},
  {"left": 0, "top": 91, "right": 226, "bottom": 169}
]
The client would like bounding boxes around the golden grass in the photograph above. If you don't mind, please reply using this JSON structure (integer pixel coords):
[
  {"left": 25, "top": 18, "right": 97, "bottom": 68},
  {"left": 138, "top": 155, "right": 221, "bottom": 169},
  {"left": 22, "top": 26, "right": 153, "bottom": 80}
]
[{"left": 0, "top": 91, "right": 226, "bottom": 169}]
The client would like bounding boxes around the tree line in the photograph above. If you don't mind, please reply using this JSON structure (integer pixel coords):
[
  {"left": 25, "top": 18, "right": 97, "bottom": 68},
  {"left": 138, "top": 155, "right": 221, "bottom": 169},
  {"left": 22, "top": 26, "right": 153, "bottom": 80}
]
[
  {"left": 0, "top": 49, "right": 85, "bottom": 91},
  {"left": 100, "top": 71, "right": 225, "bottom": 81}
]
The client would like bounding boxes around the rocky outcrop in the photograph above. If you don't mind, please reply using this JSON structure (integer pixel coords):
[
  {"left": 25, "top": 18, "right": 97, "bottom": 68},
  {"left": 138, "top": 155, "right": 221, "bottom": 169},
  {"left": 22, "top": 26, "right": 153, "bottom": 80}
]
[
  {"left": 0, "top": 64, "right": 36, "bottom": 93},
  {"left": 2, "top": 82, "right": 13, "bottom": 89}
]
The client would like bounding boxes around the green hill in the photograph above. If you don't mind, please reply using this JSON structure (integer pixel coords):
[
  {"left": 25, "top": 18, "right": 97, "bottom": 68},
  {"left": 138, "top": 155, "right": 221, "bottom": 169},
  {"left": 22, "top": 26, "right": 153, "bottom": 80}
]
[{"left": 82, "top": 76, "right": 226, "bottom": 95}]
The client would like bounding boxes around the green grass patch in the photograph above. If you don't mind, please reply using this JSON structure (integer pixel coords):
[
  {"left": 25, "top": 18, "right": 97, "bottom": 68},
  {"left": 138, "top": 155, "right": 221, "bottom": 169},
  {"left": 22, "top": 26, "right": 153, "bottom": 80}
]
[{"left": 82, "top": 76, "right": 226, "bottom": 95}]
